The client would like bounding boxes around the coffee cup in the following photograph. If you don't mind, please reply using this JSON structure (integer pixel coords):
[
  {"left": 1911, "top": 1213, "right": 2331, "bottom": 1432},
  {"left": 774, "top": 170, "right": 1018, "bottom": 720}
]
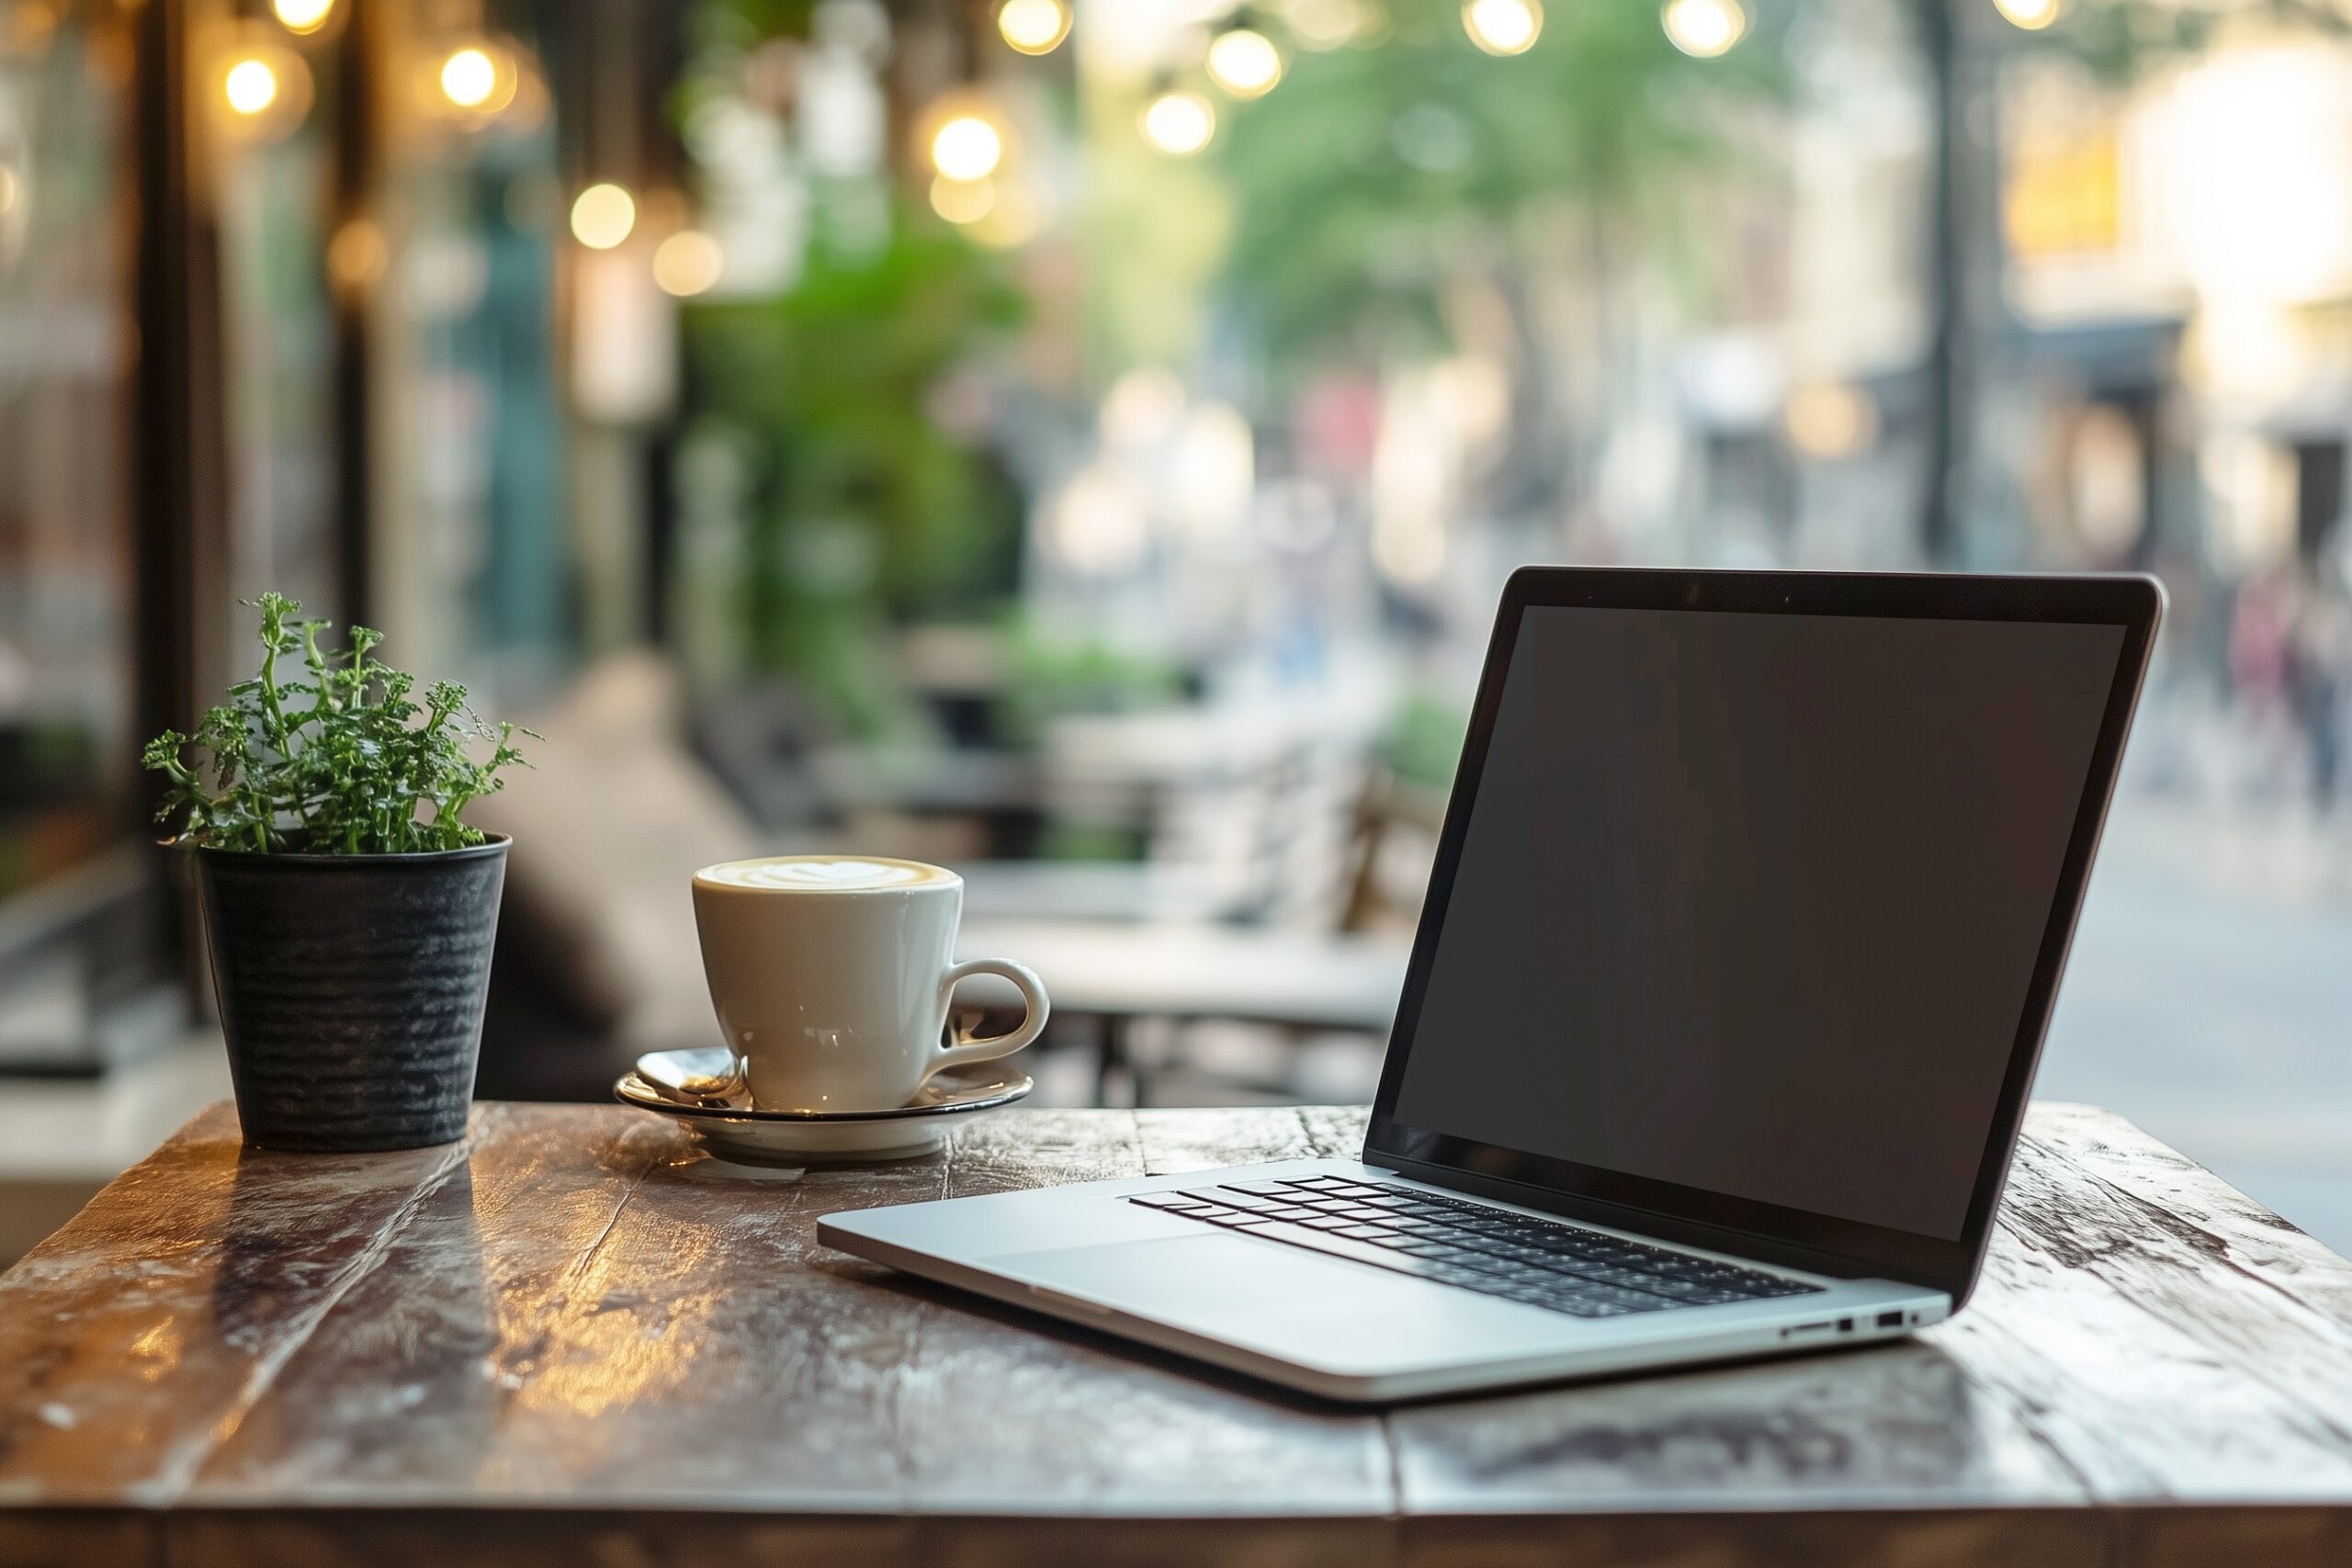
[{"left": 691, "top": 855, "right": 1048, "bottom": 1112}]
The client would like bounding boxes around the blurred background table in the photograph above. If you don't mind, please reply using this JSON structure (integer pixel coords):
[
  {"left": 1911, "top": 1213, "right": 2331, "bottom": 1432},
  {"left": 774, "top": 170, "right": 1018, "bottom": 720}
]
[
  {"left": 2, "top": 1100, "right": 2347, "bottom": 1567},
  {"left": 0, "top": 1032, "right": 228, "bottom": 1268},
  {"left": 956, "top": 920, "right": 1408, "bottom": 1103}
]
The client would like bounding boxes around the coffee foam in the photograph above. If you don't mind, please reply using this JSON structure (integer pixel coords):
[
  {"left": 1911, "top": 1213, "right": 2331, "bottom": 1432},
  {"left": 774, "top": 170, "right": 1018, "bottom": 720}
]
[{"left": 695, "top": 856, "right": 955, "bottom": 892}]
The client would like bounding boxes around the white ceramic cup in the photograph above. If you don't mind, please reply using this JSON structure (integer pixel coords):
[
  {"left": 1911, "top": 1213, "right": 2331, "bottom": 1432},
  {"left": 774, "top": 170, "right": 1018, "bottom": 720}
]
[{"left": 690, "top": 855, "right": 1049, "bottom": 1113}]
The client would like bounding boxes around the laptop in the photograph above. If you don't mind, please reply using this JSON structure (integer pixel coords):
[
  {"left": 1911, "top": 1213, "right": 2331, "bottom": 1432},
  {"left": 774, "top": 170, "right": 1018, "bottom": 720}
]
[{"left": 820, "top": 568, "right": 2164, "bottom": 1402}]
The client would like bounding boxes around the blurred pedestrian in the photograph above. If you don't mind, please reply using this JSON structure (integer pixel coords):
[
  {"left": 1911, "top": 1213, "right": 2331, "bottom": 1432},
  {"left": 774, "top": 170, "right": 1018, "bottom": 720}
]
[
  {"left": 2229, "top": 565, "right": 2301, "bottom": 799},
  {"left": 2291, "top": 567, "right": 2352, "bottom": 815}
]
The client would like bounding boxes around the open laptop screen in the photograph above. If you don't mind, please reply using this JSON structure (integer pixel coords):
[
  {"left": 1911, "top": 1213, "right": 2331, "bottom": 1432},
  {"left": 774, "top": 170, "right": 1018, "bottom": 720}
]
[{"left": 1387, "top": 602, "right": 2127, "bottom": 1244}]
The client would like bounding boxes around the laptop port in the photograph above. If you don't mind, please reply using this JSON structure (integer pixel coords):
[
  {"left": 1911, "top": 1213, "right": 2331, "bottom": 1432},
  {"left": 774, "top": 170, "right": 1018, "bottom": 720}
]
[
  {"left": 1877, "top": 1310, "right": 1904, "bottom": 1329},
  {"left": 1837, "top": 1317, "right": 1854, "bottom": 1333}
]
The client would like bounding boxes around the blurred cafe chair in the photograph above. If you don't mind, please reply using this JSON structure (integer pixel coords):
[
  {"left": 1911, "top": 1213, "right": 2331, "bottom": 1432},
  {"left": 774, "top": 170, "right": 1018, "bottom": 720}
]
[
  {"left": 469, "top": 654, "right": 766, "bottom": 1100},
  {"left": 464, "top": 651, "right": 1428, "bottom": 1106}
]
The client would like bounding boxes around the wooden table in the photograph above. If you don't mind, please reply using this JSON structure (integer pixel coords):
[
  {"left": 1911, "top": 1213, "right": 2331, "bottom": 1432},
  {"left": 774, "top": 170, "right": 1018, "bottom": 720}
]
[{"left": 3, "top": 1102, "right": 2349, "bottom": 1566}]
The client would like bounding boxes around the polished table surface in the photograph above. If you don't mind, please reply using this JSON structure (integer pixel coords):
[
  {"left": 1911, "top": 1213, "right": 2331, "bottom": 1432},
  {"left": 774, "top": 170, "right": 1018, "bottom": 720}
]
[{"left": 2, "top": 1101, "right": 2349, "bottom": 1567}]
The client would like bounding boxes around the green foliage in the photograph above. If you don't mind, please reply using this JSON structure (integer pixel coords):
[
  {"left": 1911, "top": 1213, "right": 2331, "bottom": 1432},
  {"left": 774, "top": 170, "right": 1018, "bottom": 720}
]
[
  {"left": 1214, "top": 0, "right": 1788, "bottom": 379},
  {"left": 684, "top": 209, "right": 1028, "bottom": 736},
  {"left": 1379, "top": 686, "right": 1471, "bottom": 791},
  {"left": 144, "top": 593, "right": 532, "bottom": 855},
  {"left": 995, "top": 621, "right": 1189, "bottom": 750}
]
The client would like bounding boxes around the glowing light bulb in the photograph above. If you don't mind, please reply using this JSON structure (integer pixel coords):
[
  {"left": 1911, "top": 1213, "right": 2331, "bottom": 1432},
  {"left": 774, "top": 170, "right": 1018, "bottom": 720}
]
[
  {"left": 271, "top": 0, "right": 334, "bottom": 34},
  {"left": 440, "top": 47, "right": 497, "bottom": 108},
  {"left": 996, "top": 0, "right": 1071, "bottom": 55},
  {"left": 223, "top": 57, "right": 280, "bottom": 116},
  {"left": 1662, "top": 0, "right": 1746, "bottom": 56},
  {"left": 1993, "top": 0, "right": 2062, "bottom": 28},
  {"left": 1139, "top": 91, "right": 1215, "bottom": 155},
  {"left": 930, "top": 116, "right": 1004, "bottom": 182},
  {"left": 1206, "top": 28, "right": 1283, "bottom": 98},
  {"left": 570, "top": 183, "right": 636, "bottom": 250},
  {"left": 653, "top": 230, "right": 725, "bottom": 296},
  {"left": 930, "top": 175, "right": 997, "bottom": 225},
  {"left": 1463, "top": 0, "right": 1542, "bottom": 55}
]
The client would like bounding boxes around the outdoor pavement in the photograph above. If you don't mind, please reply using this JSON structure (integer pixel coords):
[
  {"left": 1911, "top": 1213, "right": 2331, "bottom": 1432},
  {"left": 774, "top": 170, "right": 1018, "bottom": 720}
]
[{"left": 2039, "top": 795, "right": 2352, "bottom": 1256}]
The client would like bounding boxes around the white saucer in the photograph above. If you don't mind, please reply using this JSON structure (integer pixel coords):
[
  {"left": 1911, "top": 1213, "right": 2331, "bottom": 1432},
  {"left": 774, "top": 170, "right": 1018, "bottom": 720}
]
[{"left": 615, "top": 1049, "right": 1033, "bottom": 1166}]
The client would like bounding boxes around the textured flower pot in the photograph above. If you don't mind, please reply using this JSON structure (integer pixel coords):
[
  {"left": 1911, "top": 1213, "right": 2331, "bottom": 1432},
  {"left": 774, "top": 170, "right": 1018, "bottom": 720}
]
[{"left": 193, "top": 836, "right": 508, "bottom": 1152}]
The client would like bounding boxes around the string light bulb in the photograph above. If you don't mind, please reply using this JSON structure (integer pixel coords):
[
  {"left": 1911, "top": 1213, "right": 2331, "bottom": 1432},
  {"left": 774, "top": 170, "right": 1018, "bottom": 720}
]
[
  {"left": 1463, "top": 0, "right": 1542, "bottom": 55},
  {"left": 440, "top": 46, "right": 497, "bottom": 108},
  {"left": 1206, "top": 28, "right": 1283, "bottom": 99},
  {"left": 270, "top": 0, "right": 335, "bottom": 35},
  {"left": 570, "top": 183, "right": 636, "bottom": 249},
  {"left": 1662, "top": 0, "right": 1747, "bottom": 56},
  {"left": 1992, "top": 0, "right": 2062, "bottom": 28},
  {"left": 223, "top": 57, "right": 280, "bottom": 116},
  {"left": 996, "top": 0, "right": 1071, "bottom": 55},
  {"left": 209, "top": 30, "right": 312, "bottom": 141},
  {"left": 930, "top": 115, "right": 1005, "bottom": 183},
  {"left": 653, "top": 230, "right": 725, "bottom": 297},
  {"left": 1140, "top": 90, "right": 1216, "bottom": 155}
]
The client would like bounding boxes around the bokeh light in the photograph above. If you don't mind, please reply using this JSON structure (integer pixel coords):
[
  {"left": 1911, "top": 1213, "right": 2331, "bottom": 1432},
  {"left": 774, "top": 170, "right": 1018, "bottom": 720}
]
[
  {"left": 931, "top": 116, "right": 1004, "bottom": 183},
  {"left": 270, "top": 0, "right": 334, "bottom": 35},
  {"left": 570, "top": 183, "right": 636, "bottom": 250},
  {"left": 1279, "top": 0, "right": 1370, "bottom": 51},
  {"left": 653, "top": 231, "right": 726, "bottom": 296},
  {"left": 1206, "top": 28, "right": 1283, "bottom": 99},
  {"left": 440, "top": 47, "right": 497, "bottom": 108},
  {"left": 1140, "top": 91, "right": 1216, "bottom": 155},
  {"left": 1662, "top": 0, "right": 1747, "bottom": 58},
  {"left": 210, "top": 35, "right": 312, "bottom": 141},
  {"left": 996, "top": 0, "right": 1072, "bottom": 56},
  {"left": 1051, "top": 467, "right": 1150, "bottom": 576},
  {"left": 326, "top": 218, "right": 388, "bottom": 288},
  {"left": 223, "top": 57, "right": 279, "bottom": 117},
  {"left": 1463, "top": 0, "right": 1543, "bottom": 56},
  {"left": 1994, "top": 0, "right": 2062, "bottom": 28},
  {"left": 930, "top": 175, "right": 997, "bottom": 225},
  {"left": 1782, "top": 383, "right": 1880, "bottom": 460}
]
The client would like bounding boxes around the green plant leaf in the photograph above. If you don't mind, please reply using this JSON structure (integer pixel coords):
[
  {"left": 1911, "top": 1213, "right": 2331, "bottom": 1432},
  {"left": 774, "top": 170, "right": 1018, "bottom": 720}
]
[{"left": 144, "top": 595, "right": 532, "bottom": 855}]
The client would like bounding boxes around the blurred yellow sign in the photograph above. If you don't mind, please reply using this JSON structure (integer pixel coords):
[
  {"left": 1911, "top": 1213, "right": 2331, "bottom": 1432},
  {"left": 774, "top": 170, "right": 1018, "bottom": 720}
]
[{"left": 2005, "top": 133, "right": 2120, "bottom": 261}]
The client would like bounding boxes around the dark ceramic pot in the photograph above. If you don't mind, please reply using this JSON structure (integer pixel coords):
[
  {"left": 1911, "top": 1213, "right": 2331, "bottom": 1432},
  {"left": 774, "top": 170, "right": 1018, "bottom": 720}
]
[{"left": 192, "top": 836, "right": 508, "bottom": 1152}]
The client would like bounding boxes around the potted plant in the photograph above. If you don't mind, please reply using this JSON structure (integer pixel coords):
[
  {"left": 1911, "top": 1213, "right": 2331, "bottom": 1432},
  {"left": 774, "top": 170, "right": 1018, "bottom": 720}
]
[{"left": 145, "top": 593, "right": 532, "bottom": 1153}]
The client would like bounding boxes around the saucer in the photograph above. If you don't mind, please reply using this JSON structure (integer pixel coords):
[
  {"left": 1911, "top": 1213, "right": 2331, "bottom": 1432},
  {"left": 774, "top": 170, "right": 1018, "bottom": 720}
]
[{"left": 615, "top": 1050, "right": 1033, "bottom": 1166}]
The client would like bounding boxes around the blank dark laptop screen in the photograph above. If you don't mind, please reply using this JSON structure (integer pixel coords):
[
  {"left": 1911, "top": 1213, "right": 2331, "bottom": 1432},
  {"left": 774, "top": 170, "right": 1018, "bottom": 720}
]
[{"left": 1391, "top": 605, "right": 2126, "bottom": 1240}]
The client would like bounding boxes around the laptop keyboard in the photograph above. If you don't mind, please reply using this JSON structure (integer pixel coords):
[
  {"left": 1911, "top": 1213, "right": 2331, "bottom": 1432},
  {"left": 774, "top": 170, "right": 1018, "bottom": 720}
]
[{"left": 1127, "top": 1175, "right": 1826, "bottom": 1318}]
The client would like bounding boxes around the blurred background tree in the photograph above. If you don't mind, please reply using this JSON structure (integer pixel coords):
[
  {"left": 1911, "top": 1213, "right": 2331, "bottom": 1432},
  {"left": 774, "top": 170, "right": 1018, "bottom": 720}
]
[
  {"left": 1212, "top": 0, "right": 1788, "bottom": 522},
  {"left": 685, "top": 210, "right": 1028, "bottom": 739}
]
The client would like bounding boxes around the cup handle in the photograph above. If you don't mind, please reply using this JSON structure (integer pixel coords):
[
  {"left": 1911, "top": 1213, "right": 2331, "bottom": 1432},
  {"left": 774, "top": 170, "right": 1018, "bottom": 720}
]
[{"left": 932, "top": 957, "right": 1051, "bottom": 1077}]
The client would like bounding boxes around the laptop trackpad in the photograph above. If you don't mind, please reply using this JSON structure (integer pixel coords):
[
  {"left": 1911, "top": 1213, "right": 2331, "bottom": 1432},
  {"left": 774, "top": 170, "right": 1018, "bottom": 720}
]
[{"left": 983, "top": 1234, "right": 1574, "bottom": 1371}]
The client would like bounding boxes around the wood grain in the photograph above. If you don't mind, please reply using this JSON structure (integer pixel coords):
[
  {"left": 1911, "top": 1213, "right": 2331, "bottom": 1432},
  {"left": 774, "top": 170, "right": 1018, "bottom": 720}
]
[{"left": 0, "top": 1101, "right": 2345, "bottom": 1567}]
